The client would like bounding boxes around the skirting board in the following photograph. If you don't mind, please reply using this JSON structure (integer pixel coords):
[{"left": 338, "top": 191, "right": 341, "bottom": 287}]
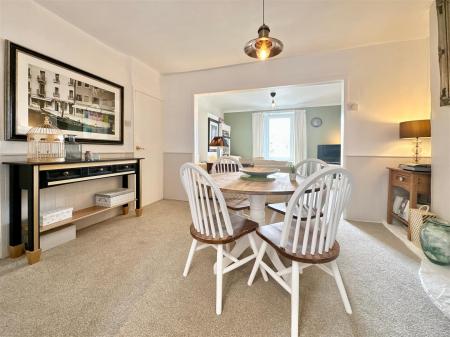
[
  {"left": 382, "top": 220, "right": 422, "bottom": 258},
  {"left": 40, "top": 225, "right": 76, "bottom": 252}
]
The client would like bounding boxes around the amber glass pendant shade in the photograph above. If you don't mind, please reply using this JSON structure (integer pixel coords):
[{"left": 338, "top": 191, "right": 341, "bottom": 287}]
[
  {"left": 244, "top": 0, "right": 283, "bottom": 60},
  {"left": 244, "top": 24, "right": 283, "bottom": 60}
]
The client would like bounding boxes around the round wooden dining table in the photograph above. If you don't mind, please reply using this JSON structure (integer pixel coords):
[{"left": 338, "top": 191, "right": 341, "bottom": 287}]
[{"left": 211, "top": 171, "right": 306, "bottom": 281}]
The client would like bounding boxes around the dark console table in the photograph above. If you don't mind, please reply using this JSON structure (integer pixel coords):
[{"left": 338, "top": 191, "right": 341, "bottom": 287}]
[{"left": 3, "top": 158, "right": 143, "bottom": 265}]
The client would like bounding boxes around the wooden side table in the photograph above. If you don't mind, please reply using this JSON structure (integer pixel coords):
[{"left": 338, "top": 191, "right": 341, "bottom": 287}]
[{"left": 386, "top": 167, "right": 431, "bottom": 240}]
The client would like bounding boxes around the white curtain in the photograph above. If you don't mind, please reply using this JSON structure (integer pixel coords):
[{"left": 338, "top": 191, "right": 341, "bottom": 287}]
[
  {"left": 252, "top": 112, "right": 265, "bottom": 158},
  {"left": 292, "top": 109, "right": 307, "bottom": 163}
]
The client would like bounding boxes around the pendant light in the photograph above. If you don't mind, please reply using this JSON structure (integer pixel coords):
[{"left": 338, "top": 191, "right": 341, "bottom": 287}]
[{"left": 244, "top": 0, "right": 283, "bottom": 60}]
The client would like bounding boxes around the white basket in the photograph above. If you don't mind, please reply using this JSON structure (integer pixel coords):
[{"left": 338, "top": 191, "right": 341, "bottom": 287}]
[
  {"left": 40, "top": 207, "right": 73, "bottom": 226},
  {"left": 95, "top": 189, "right": 135, "bottom": 208},
  {"left": 409, "top": 205, "right": 437, "bottom": 247}
]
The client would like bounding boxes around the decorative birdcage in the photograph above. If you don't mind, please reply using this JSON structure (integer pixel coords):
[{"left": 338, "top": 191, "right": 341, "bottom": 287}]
[{"left": 27, "top": 116, "right": 65, "bottom": 162}]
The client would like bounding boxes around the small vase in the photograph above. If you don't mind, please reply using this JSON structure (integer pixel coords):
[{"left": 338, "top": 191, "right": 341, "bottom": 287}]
[
  {"left": 420, "top": 218, "right": 450, "bottom": 266},
  {"left": 289, "top": 173, "right": 296, "bottom": 181}
]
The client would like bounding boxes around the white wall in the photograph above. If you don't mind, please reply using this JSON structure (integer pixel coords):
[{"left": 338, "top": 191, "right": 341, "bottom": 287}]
[
  {"left": 0, "top": 0, "right": 162, "bottom": 257},
  {"left": 430, "top": 2, "right": 450, "bottom": 220},
  {"left": 162, "top": 38, "right": 431, "bottom": 222},
  {"left": 197, "top": 97, "right": 223, "bottom": 162}
]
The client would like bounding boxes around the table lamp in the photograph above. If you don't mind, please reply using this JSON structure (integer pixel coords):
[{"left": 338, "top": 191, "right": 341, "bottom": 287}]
[
  {"left": 209, "top": 136, "right": 228, "bottom": 159},
  {"left": 399, "top": 119, "right": 431, "bottom": 163}
]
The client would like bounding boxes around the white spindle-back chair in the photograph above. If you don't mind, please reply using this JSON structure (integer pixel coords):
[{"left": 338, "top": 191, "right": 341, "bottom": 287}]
[
  {"left": 248, "top": 167, "right": 353, "bottom": 337},
  {"left": 211, "top": 156, "right": 243, "bottom": 174},
  {"left": 268, "top": 158, "right": 328, "bottom": 222},
  {"left": 211, "top": 157, "right": 249, "bottom": 214},
  {"left": 295, "top": 158, "right": 328, "bottom": 177},
  {"left": 180, "top": 163, "right": 266, "bottom": 315}
]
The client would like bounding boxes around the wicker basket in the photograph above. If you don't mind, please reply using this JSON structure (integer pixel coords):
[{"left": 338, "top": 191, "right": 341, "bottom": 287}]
[{"left": 409, "top": 205, "right": 437, "bottom": 247}]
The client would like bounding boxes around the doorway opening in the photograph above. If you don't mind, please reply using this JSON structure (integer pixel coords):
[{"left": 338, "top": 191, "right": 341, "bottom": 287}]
[{"left": 194, "top": 81, "right": 344, "bottom": 168}]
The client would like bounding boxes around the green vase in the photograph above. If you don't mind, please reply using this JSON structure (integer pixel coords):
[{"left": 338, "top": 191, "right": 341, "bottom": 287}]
[{"left": 420, "top": 218, "right": 450, "bottom": 266}]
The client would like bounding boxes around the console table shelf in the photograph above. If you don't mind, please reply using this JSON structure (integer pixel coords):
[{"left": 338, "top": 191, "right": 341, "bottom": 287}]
[
  {"left": 40, "top": 201, "right": 135, "bottom": 234},
  {"left": 3, "top": 157, "right": 144, "bottom": 265}
]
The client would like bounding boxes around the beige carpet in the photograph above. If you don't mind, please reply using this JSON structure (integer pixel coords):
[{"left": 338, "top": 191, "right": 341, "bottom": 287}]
[{"left": 0, "top": 200, "right": 449, "bottom": 337}]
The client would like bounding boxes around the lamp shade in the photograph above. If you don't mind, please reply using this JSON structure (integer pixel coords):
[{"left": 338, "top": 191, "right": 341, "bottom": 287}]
[
  {"left": 399, "top": 119, "right": 431, "bottom": 139},
  {"left": 209, "top": 136, "right": 228, "bottom": 147}
]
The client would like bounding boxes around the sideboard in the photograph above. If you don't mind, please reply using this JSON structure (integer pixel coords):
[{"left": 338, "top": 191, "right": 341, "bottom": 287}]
[{"left": 3, "top": 158, "right": 143, "bottom": 265}]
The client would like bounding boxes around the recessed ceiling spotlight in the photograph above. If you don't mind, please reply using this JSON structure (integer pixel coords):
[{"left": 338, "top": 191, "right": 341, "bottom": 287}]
[{"left": 244, "top": 0, "right": 284, "bottom": 61}]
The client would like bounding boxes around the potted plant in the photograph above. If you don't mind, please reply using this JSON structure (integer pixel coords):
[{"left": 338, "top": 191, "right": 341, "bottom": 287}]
[{"left": 288, "top": 162, "right": 296, "bottom": 181}]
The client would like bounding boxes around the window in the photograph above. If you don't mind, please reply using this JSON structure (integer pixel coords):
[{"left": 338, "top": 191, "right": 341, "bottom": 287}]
[
  {"left": 76, "top": 94, "right": 82, "bottom": 101},
  {"left": 84, "top": 95, "right": 89, "bottom": 102},
  {"left": 85, "top": 83, "right": 90, "bottom": 88},
  {"left": 38, "top": 83, "right": 45, "bottom": 96},
  {"left": 263, "top": 112, "right": 294, "bottom": 161},
  {"left": 92, "top": 97, "right": 99, "bottom": 104},
  {"left": 77, "top": 81, "right": 82, "bottom": 86}
]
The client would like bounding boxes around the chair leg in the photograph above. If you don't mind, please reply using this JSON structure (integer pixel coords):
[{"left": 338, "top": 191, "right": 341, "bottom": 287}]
[
  {"left": 291, "top": 261, "right": 300, "bottom": 337},
  {"left": 269, "top": 210, "right": 278, "bottom": 224},
  {"left": 183, "top": 239, "right": 197, "bottom": 277},
  {"left": 216, "top": 244, "right": 223, "bottom": 315},
  {"left": 248, "top": 233, "right": 268, "bottom": 282},
  {"left": 248, "top": 241, "right": 267, "bottom": 286},
  {"left": 330, "top": 261, "right": 352, "bottom": 314}
]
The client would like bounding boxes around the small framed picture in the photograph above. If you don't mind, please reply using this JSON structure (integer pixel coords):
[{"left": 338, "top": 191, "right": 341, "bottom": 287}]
[
  {"left": 393, "top": 196, "right": 404, "bottom": 215},
  {"left": 207, "top": 118, "right": 219, "bottom": 152}
]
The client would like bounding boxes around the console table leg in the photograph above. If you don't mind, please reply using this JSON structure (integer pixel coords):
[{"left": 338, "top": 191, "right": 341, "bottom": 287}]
[
  {"left": 122, "top": 175, "right": 130, "bottom": 215},
  {"left": 26, "top": 249, "right": 41, "bottom": 265},
  {"left": 25, "top": 166, "right": 41, "bottom": 265},
  {"left": 9, "top": 165, "right": 24, "bottom": 258},
  {"left": 122, "top": 205, "right": 129, "bottom": 215},
  {"left": 135, "top": 159, "right": 143, "bottom": 217}
]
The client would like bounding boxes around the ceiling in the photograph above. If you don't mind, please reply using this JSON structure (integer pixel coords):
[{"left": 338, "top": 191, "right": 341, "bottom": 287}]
[
  {"left": 199, "top": 82, "right": 342, "bottom": 113},
  {"left": 36, "top": 0, "right": 432, "bottom": 73}
]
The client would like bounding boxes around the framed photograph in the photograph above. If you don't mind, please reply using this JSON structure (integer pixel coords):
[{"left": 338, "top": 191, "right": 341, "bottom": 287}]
[
  {"left": 437, "top": 1, "right": 450, "bottom": 105},
  {"left": 5, "top": 41, "right": 124, "bottom": 144},
  {"left": 207, "top": 117, "right": 219, "bottom": 152}
]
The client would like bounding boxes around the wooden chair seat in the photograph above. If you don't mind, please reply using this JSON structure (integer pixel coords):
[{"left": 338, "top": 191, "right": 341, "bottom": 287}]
[
  {"left": 190, "top": 213, "right": 258, "bottom": 244},
  {"left": 257, "top": 222, "right": 340, "bottom": 264},
  {"left": 267, "top": 203, "right": 320, "bottom": 220}
]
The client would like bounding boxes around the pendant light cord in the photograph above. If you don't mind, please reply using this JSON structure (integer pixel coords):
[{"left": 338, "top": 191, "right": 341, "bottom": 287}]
[{"left": 262, "top": 0, "right": 265, "bottom": 24}]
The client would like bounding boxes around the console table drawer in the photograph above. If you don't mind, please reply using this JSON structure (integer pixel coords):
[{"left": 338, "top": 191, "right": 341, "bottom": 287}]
[
  {"left": 43, "top": 168, "right": 82, "bottom": 182},
  {"left": 115, "top": 163, "right": 135, "bottom": 172},
  {"left": 87, "top": 165, "right": 113, "bottom": 176}
]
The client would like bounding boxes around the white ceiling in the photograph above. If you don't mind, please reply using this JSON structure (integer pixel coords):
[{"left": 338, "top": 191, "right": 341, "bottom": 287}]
[
  {"left": 36, "top": 0, "right": 432, "bottom": 74},
  {"left": 199, "top": 82, "right": 342, "bottom": 113}
]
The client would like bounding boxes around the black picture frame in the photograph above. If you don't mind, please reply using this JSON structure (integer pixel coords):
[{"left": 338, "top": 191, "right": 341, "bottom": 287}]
[
  {"left": 207, "top": 117, "right": 219, "bottom": 152},
  {"left": 437, "top": 0, "right": 450, "bottom": 106},
  {"left": 5, "top": 40, "right": 124, "bottom": 144}
]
